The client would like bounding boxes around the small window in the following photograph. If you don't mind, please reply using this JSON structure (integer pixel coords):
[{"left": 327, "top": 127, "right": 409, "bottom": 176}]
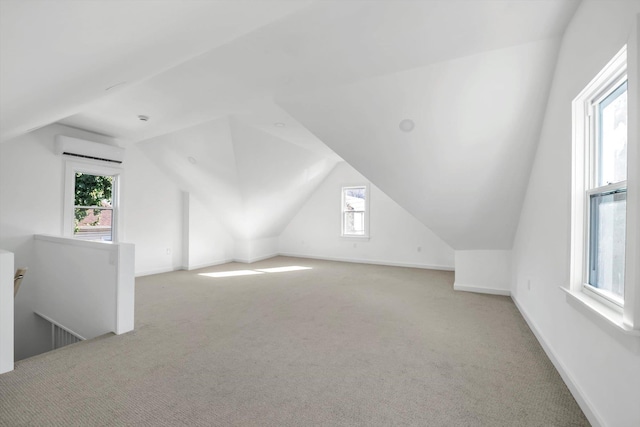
[
  {"left": 572, "top": 46, "right": 627, "bottom": 308},
  {"left": 74, "top": 173, "right": 115, "bottom": 241},
  {"left": 63, "top": 161, "right": 121, "bottom": 242},
  {"left": 341, "top": 185, "right": 369, "bottom": 237}
]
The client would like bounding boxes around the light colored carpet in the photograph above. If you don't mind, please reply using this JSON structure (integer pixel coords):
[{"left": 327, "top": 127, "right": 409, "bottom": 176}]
[{"left": 0, "top": 256, "right": 588, "bottom": 426}]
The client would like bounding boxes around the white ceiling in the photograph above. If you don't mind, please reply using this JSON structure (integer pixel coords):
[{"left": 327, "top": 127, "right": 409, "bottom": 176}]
[
  {"left": 0, "top": 0, "right": 313, "bottom": 141},
  {"left": 0, "top": 0, "right": 581, "bottom": 249},
  {"left": 278, "top": 37, "right": 561, "bottom": 249},
  {"left": 138, "top": 116, "right": 338, "bottom": 241}
]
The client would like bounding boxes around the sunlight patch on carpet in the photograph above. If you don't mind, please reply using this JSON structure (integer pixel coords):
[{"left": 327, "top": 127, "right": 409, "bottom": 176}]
[
  {"left": 200, "top": 270, "right": 264, "bottom": 278},
  {"left": 199, "top": 265, "right": 312, "bottom": 278},
  {"left": 255, "top": 266, "right": 312, "bottom": 273}
]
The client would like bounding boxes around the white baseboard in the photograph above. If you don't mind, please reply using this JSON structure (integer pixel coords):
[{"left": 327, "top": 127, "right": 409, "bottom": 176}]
[
  {"left": 453, "top": 282, "right": 510, "bottom": 296},
  {"left": 137, "top": 253, "right": 454, "bottom": 276},
  {"left": 512, "top": 296, "right": 604, "bottom": 427},
  {"left": 233, "top": 253, "right": 279, "bottom": 264},
  {"left": 137, "top": 254, "right": 451, "bottom": 276},
  {"left": 136, "top": 258, "right": 237, "bottom": 276},
  {"left": 135, "top": 266, "right": 181, "bottom": 277},
  {"left": 278, "top": 252, "right": 454, "bottom": 271},
  {"left": 185, "top": 258, "right": 235, "bottom": 271}
]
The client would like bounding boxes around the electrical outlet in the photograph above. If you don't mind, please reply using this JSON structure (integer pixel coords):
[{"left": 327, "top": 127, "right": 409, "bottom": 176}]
[
  {"left": 166, "top": 248, "right": 172, "bottom": 256},
  {"left": 353, "top": 243, "right": 357, "bottom": 248},
  {"left": 417, "top": 246, "right": 422, "bottom": 252}
]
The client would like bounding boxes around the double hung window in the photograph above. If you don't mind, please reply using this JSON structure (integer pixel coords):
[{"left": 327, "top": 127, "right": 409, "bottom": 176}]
[
  {"left": 74, "top": 172, "right": 116, "bottom": 241},
  {"left": 572, "top": 46, "right": 628, "bottom": 309},
  {"left": 64, "top": 161, "right": 121, "bottom": 242},
  {"left": 587, "top": 79, "right": 627, "bottom": 305},
  {"left": 341, "top": 185, "right": 369, "bottom": 237}
]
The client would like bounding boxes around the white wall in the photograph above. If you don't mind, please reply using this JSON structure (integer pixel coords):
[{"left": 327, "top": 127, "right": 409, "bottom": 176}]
[
  {"left": 0, "top": 250, "right": 14, "bottom": 374},
  {"left": 182, "top": 192, "right": 235, "bottom": 270},
  {"left": 279, "top": 162, "right": 454, "bottom": 270},
  {"left": 229, "top": 118, "right": 338, "bottom": 240},
  {"left": 278, "top": 37, "right": 562, "bottom": 251},
  {"left": 0, "top": 124, "right": 183, "bottom": 359},
  {"left": 180, "top": 191, "right": 280, "bottom": 269},
  {"left": 122, "top": 143, "right": 184, "bottom": 276},
  {"left": 32, "top": 235, "right": 134, "bottom": 339},
  {"left": 235, "top": 237, "right": 279, "bottom": 264},
  {"left": 139, "top": 116, "right": 338, "bottom": 244},
  {"left": 511, "top": 3, "right": 640, "bottom": 427},
  {"left": 454, "top": 250, "right": 511, "bottom": 296},
  {"left": 0, "top": 124, "right": 114, "bottom": 359}
]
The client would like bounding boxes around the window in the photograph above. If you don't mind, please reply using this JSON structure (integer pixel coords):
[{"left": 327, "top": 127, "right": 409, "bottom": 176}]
[
  {"left": 341, "top": 185, "right": 369, "bottom": 237},
  {"left": 572, "top": 46, "right": 628, "bottom": 310},
  {"left": 64, "top": 161, "right": 121, "bottom": 242},
  {"left": 74, "top": 173, "right": 115, "bottom": 241}
]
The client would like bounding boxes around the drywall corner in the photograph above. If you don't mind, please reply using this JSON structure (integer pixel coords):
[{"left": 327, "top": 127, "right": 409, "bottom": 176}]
[
  {"left": 234, "top": 237, "right": 279, "bottom": 264},
  {"left": 454, "top": 250, "right": 512, "bottom": 295}
]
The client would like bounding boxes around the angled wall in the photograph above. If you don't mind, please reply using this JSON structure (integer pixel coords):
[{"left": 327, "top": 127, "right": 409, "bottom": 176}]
[
  {"left": 139, "top": 115, "right": 339, "bottom": 267},
  {"left": 137, "top": 117, "right": 243, "bottom": 238},
  {"left": 278, "top": 38, "right": 561, "bottom": 250},
  {"left": 229, "top": 118, "right": 338, "bottom": 240}
]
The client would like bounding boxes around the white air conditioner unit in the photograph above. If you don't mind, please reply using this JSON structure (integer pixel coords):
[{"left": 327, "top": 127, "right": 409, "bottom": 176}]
[{"left": 54, "top": 135, "right": 124, "bottom": 164}]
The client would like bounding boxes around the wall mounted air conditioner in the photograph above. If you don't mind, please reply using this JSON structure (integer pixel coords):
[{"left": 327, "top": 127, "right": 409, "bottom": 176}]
[{"left": 54, "top": 135, "right": 124, "bottom": 164}]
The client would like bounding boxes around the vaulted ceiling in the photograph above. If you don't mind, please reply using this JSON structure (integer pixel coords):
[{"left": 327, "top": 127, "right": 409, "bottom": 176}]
[
  {"left": 0, "top": 0, "right": 581, "bottom": 249},
  {"left": 138, "top": 116, "right": 338, "bottom": 241}
]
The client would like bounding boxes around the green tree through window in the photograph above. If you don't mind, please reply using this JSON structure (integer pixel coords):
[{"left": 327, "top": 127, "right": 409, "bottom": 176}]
[{"left": 74, "top": 173, "right": 113, "bottom": 232}]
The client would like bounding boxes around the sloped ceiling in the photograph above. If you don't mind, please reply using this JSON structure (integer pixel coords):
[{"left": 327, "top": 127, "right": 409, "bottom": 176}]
[
  {"left": 0, "top": 0, "right": 313, "bottom": 141},
  {"left": 0, "top": 0, "right": 581, "bottom": 250},
  {"left": 138, "top": 116, "right": 338, "bottom": 241},
  {"left": 277, "top": 38, "right": 561, "bottom": 249}
]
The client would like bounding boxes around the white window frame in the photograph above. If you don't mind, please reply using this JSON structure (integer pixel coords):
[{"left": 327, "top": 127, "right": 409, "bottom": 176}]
[
  {"left": 341, "top": 184, "right": 370, "bottom": 239},
  {"left": 63, "top": 160, "right": 123, "bottom": 242},
  {"left": 570, "top": 44, "right": 639, "bottom": 334}
]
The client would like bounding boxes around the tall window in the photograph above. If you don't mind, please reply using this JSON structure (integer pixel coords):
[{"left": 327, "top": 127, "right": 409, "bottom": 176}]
[
  {"left": 341, "top": 185, "right": 369, "bottom": 237},
  {"left": 588, "top": 80, "right": 627, "bottom": 304},
  {"left": 572, "top": 46, "right": 627, "bottom": 308}
]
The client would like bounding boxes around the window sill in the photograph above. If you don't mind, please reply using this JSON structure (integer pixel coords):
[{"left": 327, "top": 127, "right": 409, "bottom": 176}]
[
  {"left": 340, "top": 235, "right": 370, "bottom": 241},
  {"left": 560, "top": 287, "right": 640, "bottom": 336}
]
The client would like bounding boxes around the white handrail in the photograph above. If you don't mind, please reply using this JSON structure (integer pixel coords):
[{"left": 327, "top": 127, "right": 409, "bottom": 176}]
[{"left": 34, "top": 311, "right": 86, "bottom": 341}]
